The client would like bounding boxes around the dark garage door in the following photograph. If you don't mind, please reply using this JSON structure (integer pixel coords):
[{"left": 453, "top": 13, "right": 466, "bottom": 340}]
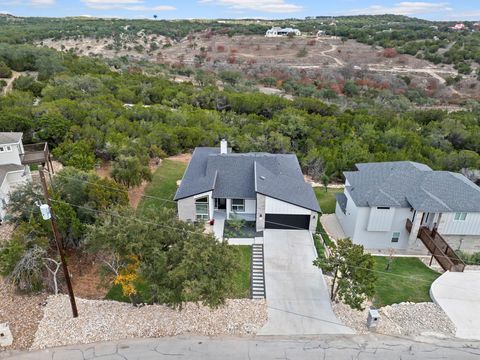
[{"left": 265, "top": 214, "right": 310, "bottom": 230}]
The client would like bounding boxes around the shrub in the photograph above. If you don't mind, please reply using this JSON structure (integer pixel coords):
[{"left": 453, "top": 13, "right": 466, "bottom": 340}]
[
  {"left": 297, "top": 47, "right": 308, "bottom": 58},
  {"left": 383, "top": 48, "right": 398, "bottom": 58}
]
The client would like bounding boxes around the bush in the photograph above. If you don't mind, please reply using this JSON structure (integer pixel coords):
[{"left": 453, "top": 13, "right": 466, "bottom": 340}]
[
  {"left": 0, "top": 61, "right": 12, "bottom": 78},
  {"left": 457, "top": 251, "right": 480, "bottom": 265},
  {"left": 296, "top": 47, "right": 308, "bottom": 58}
]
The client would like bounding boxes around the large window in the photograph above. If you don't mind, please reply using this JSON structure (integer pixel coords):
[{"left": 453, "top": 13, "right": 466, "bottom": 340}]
[
  {"left": 195, "top": 197, "right": 209, "bottom": 220},
  {"left": 231, "top": 199, "right": 245, "bottom": 212},
  {"left": 454, "top": 212, "right": 467, "bottom": 221},
  {"left": 391, "top": 232, "right": 400, "bottom": 243}
]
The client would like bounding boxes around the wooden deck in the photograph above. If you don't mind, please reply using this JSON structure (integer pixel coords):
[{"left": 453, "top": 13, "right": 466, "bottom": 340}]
[
  {"left": 20, "top": 142, "right": 54, "bottom": 173},
  {"left": 406, "top": 218, "right": 465, "bottom": 272}
]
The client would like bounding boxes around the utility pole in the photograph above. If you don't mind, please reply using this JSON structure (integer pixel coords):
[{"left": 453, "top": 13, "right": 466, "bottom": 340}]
[{"left": 38, "top": 165, "right": 78, "bottom": 318}]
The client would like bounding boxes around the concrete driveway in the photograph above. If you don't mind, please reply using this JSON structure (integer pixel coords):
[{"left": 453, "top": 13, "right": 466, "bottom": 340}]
[
  {"left": 258, "top": 230, "right": 353, "bottom": 335},
  {"left": 431, "top": 271, "right": 480, "bottom": 340}
]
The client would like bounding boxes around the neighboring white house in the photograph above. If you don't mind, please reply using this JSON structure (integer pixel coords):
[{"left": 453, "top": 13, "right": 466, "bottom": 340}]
[
  {"left": 0, "top": 132, "right": 32, "bottom": 221},
  {"left": 335, "top": 161, "right": 480, "bottom": 252},
  {"left": 174, "top": 140, "right": 320, "bottom": 234},
  {"left": 265, "top": 27, "right": 301, "bottom": 37}
]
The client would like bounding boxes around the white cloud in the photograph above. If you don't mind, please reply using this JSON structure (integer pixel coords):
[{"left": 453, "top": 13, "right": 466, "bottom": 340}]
[
  {"left": 345, "top": 2, "right": 452, "bottom": 16},
  {"left": 82, "top": 0, "right": 175, "bottom": 11},
  {"left": 199, "top": 0, "right": 303, "bottom": 13},
  {"left": 30, "top": 0, "right": 55, "bottom": 5}
]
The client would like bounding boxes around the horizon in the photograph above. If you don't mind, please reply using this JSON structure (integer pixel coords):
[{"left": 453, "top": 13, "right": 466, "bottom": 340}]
[{"left": 0, "top": 1, "right": 478, "bottom": 21}]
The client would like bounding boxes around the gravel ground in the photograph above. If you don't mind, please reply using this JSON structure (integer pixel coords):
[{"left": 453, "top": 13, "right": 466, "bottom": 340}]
[
  {"left": 31, "top": 295, "right": 267, "bottom": 350},
  {"left": 0, "top": 279, "right": 47, "bottom": 351},
  {"left": 333, "top": 301, "right": 455, "bottom": 338}
]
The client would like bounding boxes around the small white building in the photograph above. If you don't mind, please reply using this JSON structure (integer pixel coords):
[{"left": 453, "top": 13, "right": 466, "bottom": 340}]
[
  {"left": 265, "top": 27, "right": 301, "bottom": 37},
  {"left": 335, "top": 161, "right": 480, "bottom": 253},
  {"left": 0, "top": 133, "right": 32, "bottom": 221}
]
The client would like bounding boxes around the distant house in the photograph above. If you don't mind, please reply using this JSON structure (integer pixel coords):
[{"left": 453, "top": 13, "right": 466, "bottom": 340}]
[
  {"left": 335, "top": 161, "right": 480, "bottom": 253},
  {"left": 449, "top": 23, "right": 466, "bottom": 31},
  {"left": 174, "top": 140, "right": 320, "bottom": 233},
  {"left": 265, "top": 27, "right": 301, "bottom": 37},
  {"left": 0, "top": 133, "right": 31, "bottom": 221}
]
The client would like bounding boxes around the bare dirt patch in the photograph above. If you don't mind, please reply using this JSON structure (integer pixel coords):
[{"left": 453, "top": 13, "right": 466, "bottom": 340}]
[
  {"left": 68, "top": 252, "right": 111, "bottom": 300},
  {"left": 167, "top": 153, "right": 192, "bottom": 164},
  {"left": 0, "top": 278, "right": 47, "bottom": 351}
]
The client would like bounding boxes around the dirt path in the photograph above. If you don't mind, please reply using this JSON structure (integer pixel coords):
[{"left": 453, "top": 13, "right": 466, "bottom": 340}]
[
  {"left": 367, "top": 65, "right": 456, "bottom": 85},
  {"left": 1, "top": 71, "right": 21, "bottom": 95},
  {"left": 319, "top": 44, "right": 344, "bottom": 66}
]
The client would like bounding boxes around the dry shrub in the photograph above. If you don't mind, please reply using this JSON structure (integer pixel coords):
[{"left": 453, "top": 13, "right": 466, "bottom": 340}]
[
  {"left": 383, "top": 48, "right": 398, "bottom": 58},
  {"left": 217, "top": 45, "right": 225, "bottom": 52},
  {"left": 307, "top": 40, "right": 316, "bottom": 46},
  {"left": 227, "top": 55, "right": 236, "bottom": 64}
]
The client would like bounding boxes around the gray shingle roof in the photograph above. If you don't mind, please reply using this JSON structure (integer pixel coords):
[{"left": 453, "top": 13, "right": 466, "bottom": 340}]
[
  {"left": 0, "top": 164, "right": 24, "bottom": 185},
  {"left": 174, "top": 148, "right": 320, "bottom": 212},
  {"left": 0, "top": 132, "right": 22, "bottom": 144},
  {"left": 345, "top": 161, "right": 480, "bottom": 212}
]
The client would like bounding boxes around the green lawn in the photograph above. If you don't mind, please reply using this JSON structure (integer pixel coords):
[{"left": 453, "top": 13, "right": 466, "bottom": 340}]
[
  {"left": 314, "top": 188, "right": 343, "bottom": 214},
  {"left": 137, "top": 159, "right": 187, "bottom": 214},
  {"left": 372, "top": 256, "right": 441, "bottom": 307},
  {"left": 230, "top": 245, "right": 252, "bottom": 299}
]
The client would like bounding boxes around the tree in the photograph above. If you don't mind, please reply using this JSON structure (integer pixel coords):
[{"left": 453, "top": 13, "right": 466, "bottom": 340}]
[
  {"left": 86, "top": 207, "right": 238, "bottom": 307},
  {"left": 219, "top": 71, "right": 241, "bottom": 86},
  {"left": 313, "top": 238, "right": 377, "bottom": 310},
  {"left": 52, "top": 140, "right": 96, "bottom": 171},
  {"left": 111, "top": 155, "right": 152, "bottom": 188},
  {"left": 321, "top": 174, "right": 330, "bottom": 192},
  {"left": 0, "top": 61, "right": 12, "bottom": 78}
]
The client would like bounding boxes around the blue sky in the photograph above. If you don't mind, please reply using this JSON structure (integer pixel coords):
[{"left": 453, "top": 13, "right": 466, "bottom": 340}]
[{"left": 0, "top": 0, "right": 478, "bottom": 20}]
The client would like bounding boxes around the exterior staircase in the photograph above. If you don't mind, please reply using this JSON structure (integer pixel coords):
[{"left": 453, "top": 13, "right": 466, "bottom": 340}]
[{"left": 251, "top": 244, "right": 266, "bottom": 299}]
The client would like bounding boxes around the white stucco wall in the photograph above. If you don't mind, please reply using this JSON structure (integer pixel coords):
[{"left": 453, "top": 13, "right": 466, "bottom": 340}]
[
  {"left": 335, "top": 189, "right": 358, "bottom": 239},
  {"left": 177, "top": 191, "right": 213, "bottom": 221},
  {"left": 265, "top": 197, "right": 311, "bottom": 215},
  {"left": 438, "top": 212, "right": 480, "bottom": 235},
  {"left": 0, "top": 142, "right": 22, "bottom": 166},
  {"left": 352, "top": 206, "right": 413, "bottom": 250},
  {"left": 0, "top": 169, "right": 29, "bottom": 220}
]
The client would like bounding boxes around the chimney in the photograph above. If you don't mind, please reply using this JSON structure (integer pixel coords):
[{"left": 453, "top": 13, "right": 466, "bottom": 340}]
[{"left": 220, "top": 139, "right": 228, "bottom": 154}]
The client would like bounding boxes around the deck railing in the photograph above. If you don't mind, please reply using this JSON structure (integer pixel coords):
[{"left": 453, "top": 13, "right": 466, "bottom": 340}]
[{"left": 418, "top": 227, "right": 465, "bottom": 272}]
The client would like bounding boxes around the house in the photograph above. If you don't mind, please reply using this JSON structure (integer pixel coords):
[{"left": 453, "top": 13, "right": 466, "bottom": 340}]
[
  {"left": 449, "top": 23, "right": 466, "bottom": 31},
  {"left": 174, "top": 140, "right": 320, "bottom": 234},
  {"left": 265, "top": 27, "right": 301, "bottom": 37},
  {"left": 0, "top": 133, "right": 32, "bottom": 221},
  {"left": 335, "top": 161, "right": 480, "bottom": 252}
]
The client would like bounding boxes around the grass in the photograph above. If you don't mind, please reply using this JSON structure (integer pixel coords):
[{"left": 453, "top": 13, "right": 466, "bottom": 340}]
[
  {"left": 137, "top": 159, "right": 187, "bottom": 214},
  {"left": 314, "top": 187, "right": 343, "bottom": 214},
  {"left": 372, "top": 256, "right": 441, "bottom": 307},
  {"left": 224, "top": 220, "right": 256, "bottom": 238},
  {"left": 230, "top": 245, "right": 252, "bottom": 299},
  {"left": 105, "top": 245, "right": 252, "bottom": 302}
]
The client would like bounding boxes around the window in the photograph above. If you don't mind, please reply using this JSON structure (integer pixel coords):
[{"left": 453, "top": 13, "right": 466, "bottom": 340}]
[
  {"left": 377, "top": 206, "right": 390, "bottom": 210},
  {"left": 391, "top": 232, "right": 400, "bottom": 243},
  {"left": 231, "top": 199, "right": 245, "bottom": 212},
  {"left": 454, "top": 212, "right": 467, "bottom": 221},
  {"left": 0, "top": 146, "right": 12, "bottom": 153},
  {"left": 195, "top": 197, "right": 209, "bottom": 220}
]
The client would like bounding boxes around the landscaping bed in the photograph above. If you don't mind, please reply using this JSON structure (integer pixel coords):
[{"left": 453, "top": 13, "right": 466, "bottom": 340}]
[
  {"left": 224, "top": 220, "right": 256, "bottom": 238},
  {"left": 31, "top": 295, "right": 267, "bottom": 350}
]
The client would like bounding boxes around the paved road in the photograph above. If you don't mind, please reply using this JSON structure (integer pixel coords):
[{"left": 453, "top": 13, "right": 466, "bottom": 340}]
[
  {"left": 431, "top": 270, "right": 480, "bottom": 340},
  {"left": 258, "top": 230, "right": 353, "bottom": 335},
  {"left": 4, "top": 335, "right": 480, "bottom": 359}
]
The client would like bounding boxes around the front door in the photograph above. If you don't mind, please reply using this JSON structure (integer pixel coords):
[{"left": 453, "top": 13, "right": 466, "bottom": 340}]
[{"left": 215, "top": 198, "right": 226, "bottom": 210}]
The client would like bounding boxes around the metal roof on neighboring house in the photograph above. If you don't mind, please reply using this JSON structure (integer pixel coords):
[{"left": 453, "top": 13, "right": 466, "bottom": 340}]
[
  {"left": 0, "top": 163, "right": 24, "bottom": 186},
  {"left": 345, "top": 161, "right": 480, "bottom": 213},
  {"left": 174, "top": 147, "right": 321, "bottom": 213},
  {"left": 0, "top": 132, "right": 22, "bottom": 145}
]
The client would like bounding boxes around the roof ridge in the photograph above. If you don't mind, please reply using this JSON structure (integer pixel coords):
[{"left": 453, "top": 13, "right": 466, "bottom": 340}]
[{"left": 418, "top": 187, "right": 452, "bottom": 212}]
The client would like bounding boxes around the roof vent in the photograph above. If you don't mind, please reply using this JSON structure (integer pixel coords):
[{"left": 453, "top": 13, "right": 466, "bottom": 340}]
[{"left": 260, "top": 175, "right": 266, "bottom": 180}]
